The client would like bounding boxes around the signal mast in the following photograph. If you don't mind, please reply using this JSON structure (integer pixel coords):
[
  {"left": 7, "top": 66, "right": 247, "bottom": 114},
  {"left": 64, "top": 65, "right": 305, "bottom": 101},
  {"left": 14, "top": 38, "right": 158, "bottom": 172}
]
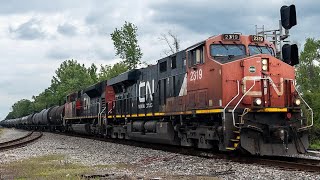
[{"left": 256, "top": 5, "right": 299, "bottom": 66}]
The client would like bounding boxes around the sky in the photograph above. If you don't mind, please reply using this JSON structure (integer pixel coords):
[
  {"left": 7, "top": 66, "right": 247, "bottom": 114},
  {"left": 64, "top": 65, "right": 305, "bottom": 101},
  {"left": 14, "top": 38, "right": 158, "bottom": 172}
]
[{"left": 0, "top": 0, "right": 319, "bottom": 119}]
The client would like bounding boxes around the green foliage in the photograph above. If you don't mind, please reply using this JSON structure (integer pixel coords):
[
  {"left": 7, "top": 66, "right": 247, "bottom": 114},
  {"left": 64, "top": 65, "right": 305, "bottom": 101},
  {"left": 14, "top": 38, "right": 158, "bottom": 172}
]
[
  {"left": 88, "top": 63, "right": 98, "bottom": 82},
  {"left": 99, "top": 62, "right": 129, "bottom": 81},
  {"left": 296, "top": 38, "right": 320, "bottom": 93},
  {"left": 5, "top": 99, "right": 33, "bottom": 119},
  {"left": 51, "top": 59, "right": 98, "bottom": 104},
  {"left": 296, "top": 38, "right": 320, "bottom": 142},
  {"left": 111, "top": 21, "right": 143, "bottom": 69},
  {"left": 32, "top": 88, "right": 56, "bottom": 112},
  {"left": 4, "top": 59, "right": 129, "bottom": 119}
]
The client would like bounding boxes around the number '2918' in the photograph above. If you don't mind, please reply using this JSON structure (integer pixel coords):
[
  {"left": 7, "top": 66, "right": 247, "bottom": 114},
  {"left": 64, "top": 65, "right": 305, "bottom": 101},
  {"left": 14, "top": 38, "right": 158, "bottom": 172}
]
[{"left": 190, "top": 69, "right": 203, "bottom": 81}]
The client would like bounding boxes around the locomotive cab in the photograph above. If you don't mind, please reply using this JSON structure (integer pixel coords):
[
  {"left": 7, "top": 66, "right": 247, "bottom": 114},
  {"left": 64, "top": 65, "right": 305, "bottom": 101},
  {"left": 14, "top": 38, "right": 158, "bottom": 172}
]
[{"left": 188, "top": 34, "right": 312, "bottom": 155}]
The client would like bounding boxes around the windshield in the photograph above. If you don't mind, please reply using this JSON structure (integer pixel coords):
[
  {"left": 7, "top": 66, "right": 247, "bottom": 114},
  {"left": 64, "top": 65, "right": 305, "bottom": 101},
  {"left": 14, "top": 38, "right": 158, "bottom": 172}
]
[
  {"left": 210, "top": 44, "right": 246, "bottom": 57},
  {"left": 249, "top": 45, "right": 275, "bottom": 56}
]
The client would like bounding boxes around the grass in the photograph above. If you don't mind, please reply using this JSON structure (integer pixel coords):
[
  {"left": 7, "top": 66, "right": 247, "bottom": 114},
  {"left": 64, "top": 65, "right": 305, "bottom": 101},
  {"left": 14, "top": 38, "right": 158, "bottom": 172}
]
[
  {"left": 0, "top": 154, "right": 94, "bottom": 180},
  {"left": 0, "top": 154, "right": 135, "bottom": 179},
  {"left": 310, "top": 139, "right": 320, "bottom": 150}
]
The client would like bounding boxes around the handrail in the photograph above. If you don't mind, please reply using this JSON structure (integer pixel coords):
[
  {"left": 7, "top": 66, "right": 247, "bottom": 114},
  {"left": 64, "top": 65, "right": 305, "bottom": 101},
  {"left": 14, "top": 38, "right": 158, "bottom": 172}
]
[
  {"left": 292, "top": 80, "right": 314, "bottom": 130},
  {"left": 223, "top": 80, "right": 240, "bottom": 120},
  {"left": 107, "top": 101, "right": 114, "bottom": 115},
  {"left": 98, "top": 106, "right": 106, "bottom": 126},
  {"left": 231, "top": 78, "right": 263, "bottom": 128}
]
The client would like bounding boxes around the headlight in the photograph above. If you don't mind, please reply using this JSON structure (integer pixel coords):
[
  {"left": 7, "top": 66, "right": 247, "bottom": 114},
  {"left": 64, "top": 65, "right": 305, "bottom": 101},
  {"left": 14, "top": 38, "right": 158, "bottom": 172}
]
[
  {"left": 254, "top": 98, "right": 262, "bottom": 106},
  {"left": 262, "top": 65, "right": 268, "bottom": 71},
  {"left": 261, "top": 59, "right": 268, "bottom": 71},
  {"left": 294, "top": 98, "right": 301, "bottom": 106},
  {"left": 262, "top": 59, "right": 268, "bottom": 65}
]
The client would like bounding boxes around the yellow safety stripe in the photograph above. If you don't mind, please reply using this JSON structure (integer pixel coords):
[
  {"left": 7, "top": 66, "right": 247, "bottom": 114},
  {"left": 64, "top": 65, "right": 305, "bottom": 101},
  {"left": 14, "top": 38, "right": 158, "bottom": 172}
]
[
  {"left": 64, "top": 107, "right": 287, "bottom": 120},
  {"left": 196, "top": 109, "right": 223, "bottom": 114},
  {"left": 106, "top": 109, "right": 222, "bottom": 118},
  {"left": 255, "top": 108, "right": 288, "bottom": 112},
  {"left": 65, "top": 108, "right": 222, "bottom": 119}
]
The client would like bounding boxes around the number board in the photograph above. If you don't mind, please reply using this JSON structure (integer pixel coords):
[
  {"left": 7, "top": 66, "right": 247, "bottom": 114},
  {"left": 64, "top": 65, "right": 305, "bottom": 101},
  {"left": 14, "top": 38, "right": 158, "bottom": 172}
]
[
  {"left": 251, "top": 35, "right": 264, "bottom": 42},
  {"left": 223, "top": 34, "right": 240, "bottom": 41}
]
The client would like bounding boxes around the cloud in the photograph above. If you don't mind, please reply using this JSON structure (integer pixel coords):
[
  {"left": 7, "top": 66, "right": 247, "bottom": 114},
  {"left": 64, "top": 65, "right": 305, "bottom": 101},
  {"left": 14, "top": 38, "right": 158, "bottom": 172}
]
[
  {"left": 57, "top": 23, "right": 77, "bottom": 36},
  {"left": 46, "top": 47, "right": 72, "bottom": 60},
  {"left": 9, "top": 18, "right": 46, "bottom": 40},
  {"left": 0, "top": 0, "right": 92, "bottom": 15}
]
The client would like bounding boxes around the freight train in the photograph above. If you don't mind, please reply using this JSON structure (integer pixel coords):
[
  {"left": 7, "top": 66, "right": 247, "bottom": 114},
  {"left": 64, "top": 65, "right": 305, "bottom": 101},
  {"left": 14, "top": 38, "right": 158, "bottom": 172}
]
[{"left": 0, "top": 5, "right": 313, "bottom": 156}]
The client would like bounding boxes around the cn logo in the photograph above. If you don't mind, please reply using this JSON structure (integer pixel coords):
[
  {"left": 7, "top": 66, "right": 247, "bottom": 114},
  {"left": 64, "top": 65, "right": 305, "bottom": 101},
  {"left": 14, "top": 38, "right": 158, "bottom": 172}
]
[
  {"left": 138, "top": 79, "right": 155, "bottom": 102},
  {"left": 242, "top": 76, "right": 284, "bottom": 96}
]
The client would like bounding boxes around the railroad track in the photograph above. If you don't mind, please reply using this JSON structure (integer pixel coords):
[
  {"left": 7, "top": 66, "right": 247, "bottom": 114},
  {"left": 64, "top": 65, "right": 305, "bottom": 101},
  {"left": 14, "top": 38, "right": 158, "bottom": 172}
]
[
  {"left": 7, "top": 129, "right": 318, "bottom": 174},
  {"left": 53, "top": 131, "right": 320, "bottom": 174},
  {"left": 0, "top": 131, "right": 43, "bottom": 151},
  {"left": 228, "top": 155, "right": 320, "bottom": 173}
]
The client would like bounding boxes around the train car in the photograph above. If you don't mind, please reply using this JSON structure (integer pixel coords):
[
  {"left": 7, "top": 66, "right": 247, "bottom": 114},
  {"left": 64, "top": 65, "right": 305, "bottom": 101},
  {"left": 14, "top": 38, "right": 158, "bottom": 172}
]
[
  {"left": 63, "top": 81, "right": 107, "bottom": 135},
  {"left": 1, "top": 4, "right": 313, "bottom": 156},
  {"left": 60, "top": 32, "right": 312, "bottom": 156}
]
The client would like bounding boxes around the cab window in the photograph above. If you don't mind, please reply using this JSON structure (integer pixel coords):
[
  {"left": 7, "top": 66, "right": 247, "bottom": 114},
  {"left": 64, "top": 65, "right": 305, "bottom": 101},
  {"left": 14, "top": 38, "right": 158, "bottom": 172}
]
[
  {"left": 249, "top": 45, "right": 275, "bottom": 56},
  {"left": 188, "top": 45, "right": 204, "bottom": 67},
  {"left": 210, "top": 44, "right": 246, "bottom": 57}
]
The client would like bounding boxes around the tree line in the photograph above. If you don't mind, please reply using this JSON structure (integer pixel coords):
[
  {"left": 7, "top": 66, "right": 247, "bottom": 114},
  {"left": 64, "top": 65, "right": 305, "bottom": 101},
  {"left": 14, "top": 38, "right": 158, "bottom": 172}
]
[{"left": 296, "top": 38, "right": 320, "bottom": 144}]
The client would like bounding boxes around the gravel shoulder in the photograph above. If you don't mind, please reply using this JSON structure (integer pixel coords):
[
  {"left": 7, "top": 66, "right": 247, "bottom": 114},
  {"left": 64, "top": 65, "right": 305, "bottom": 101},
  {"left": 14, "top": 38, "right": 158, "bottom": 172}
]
[
  {"left": 0, "top": 132, "right": 319, "bottom": 179},
  {"left": 0, "top": 128, "right": 29, "bottom": 143}
]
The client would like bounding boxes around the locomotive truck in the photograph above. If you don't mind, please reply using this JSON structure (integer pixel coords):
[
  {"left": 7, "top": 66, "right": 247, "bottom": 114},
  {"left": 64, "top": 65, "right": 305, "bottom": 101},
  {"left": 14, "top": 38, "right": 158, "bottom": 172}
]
[{"left": 1, "top": 4, "right": 313, "bottom": 156}]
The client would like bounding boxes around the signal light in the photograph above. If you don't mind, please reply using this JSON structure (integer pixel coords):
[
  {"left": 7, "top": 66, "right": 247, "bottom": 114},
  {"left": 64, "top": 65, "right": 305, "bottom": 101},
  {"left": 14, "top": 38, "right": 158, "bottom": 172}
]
[
  {"left": 280, "top": 5, "right": 297, "bottom": 30},
  {"left": 282, "top": 44, "right": 299, "bottom": 66}
]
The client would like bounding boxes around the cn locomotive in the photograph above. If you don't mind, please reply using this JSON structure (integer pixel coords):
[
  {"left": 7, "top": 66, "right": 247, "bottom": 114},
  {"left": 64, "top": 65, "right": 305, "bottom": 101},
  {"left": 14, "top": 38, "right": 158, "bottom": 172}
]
[{"left": 1, "top": 5, "right": 313, "bottom": 156}]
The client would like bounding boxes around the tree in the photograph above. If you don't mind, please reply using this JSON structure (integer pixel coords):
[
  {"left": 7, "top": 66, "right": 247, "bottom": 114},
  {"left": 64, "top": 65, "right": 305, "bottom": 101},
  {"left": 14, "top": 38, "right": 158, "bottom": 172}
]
[
  {"left": 88, "top": 63, "right": 98, "bottom": 83},
  {"left": 159, "top": 30, "right": 180, "bottom": 56},
  {"left": 5, "top": 99, "right": 33, "bottom": 119},
  {"left": 296, "top": 38, "right": 320, "bottom": 93},
  {"left": 99, "top": 62, "right": 129, "bottom": 81},
  {"left": 296, "top": 38, "right": 320, "bottom": 142},
  {"left": 111, "top": 21, "right": 143, "bottom": 69},
  {"left": 51, "top": 59, "right": 97, "bottom": 104}
]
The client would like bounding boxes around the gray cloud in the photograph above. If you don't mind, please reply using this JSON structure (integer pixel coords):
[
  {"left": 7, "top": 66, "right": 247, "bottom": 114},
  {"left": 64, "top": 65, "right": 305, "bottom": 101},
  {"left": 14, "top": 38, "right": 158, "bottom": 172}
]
[
  {"left": 57, "top": 23, "right": 77, "bottom": 36},
  {"left": 0, "top": 0, "right": 91, "bottom": 14},
  {"left": 46, "top": 47, "right": 72, "bottom": 60},
  {"left": 149, "top": 1, "right": 281, "bottom": 34},
  {"left": 9, "top": 18, "right": 46, "bottom": 40}
]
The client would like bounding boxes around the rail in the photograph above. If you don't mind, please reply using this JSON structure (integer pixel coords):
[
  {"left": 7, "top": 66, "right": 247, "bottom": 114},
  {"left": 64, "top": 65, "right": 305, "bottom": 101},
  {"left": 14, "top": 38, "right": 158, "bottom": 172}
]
[
  {"left": 98, "top": 107, "right": 106, "bottom": 126},
  {"left": 0, "top": 131, "right": 42, "bottom": 151},
  {"left": 291, "top": 80, "right": 314, "bottom": 130},
  {"left": 231, "top": 79, "right": 259, "bottom": 128}
]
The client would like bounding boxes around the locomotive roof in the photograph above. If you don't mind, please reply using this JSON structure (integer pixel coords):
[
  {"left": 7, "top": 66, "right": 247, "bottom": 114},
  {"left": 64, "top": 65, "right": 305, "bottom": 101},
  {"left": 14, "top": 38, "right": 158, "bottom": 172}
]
[{"left": 107, "top": 69, "right": 140, "bottom": 86}]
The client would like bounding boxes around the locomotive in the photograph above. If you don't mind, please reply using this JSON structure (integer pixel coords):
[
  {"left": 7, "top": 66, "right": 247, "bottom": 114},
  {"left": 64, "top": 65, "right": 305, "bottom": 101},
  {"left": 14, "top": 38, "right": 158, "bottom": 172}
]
[{"left": 1, "top": 4, "right": 313, "bottom": 156}]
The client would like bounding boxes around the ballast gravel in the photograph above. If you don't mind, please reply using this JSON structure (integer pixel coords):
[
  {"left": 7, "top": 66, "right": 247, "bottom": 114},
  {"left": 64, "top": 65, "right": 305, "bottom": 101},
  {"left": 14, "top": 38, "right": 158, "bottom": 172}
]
[
  {"left": 0, "top": 128, "right": 29, "bottom": 143},
  {"left": 0, "top": 131, "right": 319, "bottom": 179}
]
